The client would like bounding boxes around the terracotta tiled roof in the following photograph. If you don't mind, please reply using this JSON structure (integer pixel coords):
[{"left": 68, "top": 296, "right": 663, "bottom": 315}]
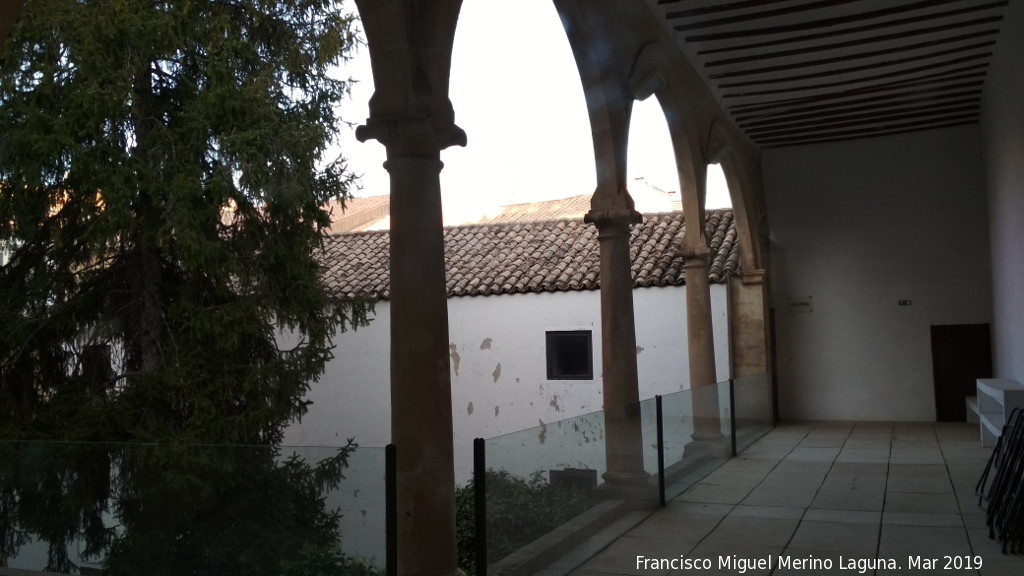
[
  {"left": 324, "top": 195, "right": 391, "bottom": 234},
  {"left": 473, "top": 194, "right": 592, "bottom": 224},
  {"left": 320, "top": 209, "right": 740, "bottom": 300}
]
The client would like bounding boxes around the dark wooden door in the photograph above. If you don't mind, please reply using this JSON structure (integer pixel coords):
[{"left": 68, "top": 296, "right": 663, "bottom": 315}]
[{"left": 931, "top": 323, "right": 993, "bottom": 422}]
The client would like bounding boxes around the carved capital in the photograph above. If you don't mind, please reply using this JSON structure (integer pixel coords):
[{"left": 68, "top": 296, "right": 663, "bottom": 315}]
[
  {"left": 741, "top": 268, "right": 767, "bottom": 286},
  {"left": 584, "top": 208, "right": 643, "bottom": 230},
  {"left": 681, "top": 244, "right": 711, "bottom": 269},
  {"left": 356, "top": 116, "right": 467, "bottom": 153}
]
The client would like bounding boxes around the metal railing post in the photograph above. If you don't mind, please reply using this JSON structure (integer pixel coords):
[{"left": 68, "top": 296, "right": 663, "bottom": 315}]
[
  {"left": 473, "top": 437, "right": 486, "bottom": 576},
  {"left": 729, "top": 378, "right": 737, "bottom": 457},
  {"left": 385, "top": 443, "right": 397, "bottom": 576},
  {"left": 656, "top": 394, "right": 665, "bottom": 507}
]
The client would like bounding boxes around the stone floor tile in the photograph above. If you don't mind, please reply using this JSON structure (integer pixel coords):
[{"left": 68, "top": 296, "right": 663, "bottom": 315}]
[
  {"left": 841, "top": 439, "right": 892, "bottom": 450},
  {"left": 802, "top": 508, "right": 880, "bottom": 524},
  {"left": 784, "top": 446, "right": 841, "bottom": 462},
  {"left": 884, "top": 491, "right": 961, "bottom": 514},
  {"left": 890, "top": 448, "right": 946, "bottom": 464},
  {"left": 626, "top": 509, "right": 722, "bottom": 543},
  {"left": 701, "top": 515, "right": 800, "bottom": 548},
  {"left": 772, "top": 459, "right": 832, "bottom": 475},
  {"left": 888, "top": 463, "right": 949, "bottom": 476},
  {"left": 663, "top": 500, "right": 733, "bottom": 516},
  {"left": 728, "top": 504, "right": 805, "bottom": 520},
  {"left": 810, "top": 486, "right": 885, "bottom": 512},
  {"left": 714, "top": 456, "right": 778, "bottom": 475},
  {"left": 877, "top": 524, "right": 972, "bottom": 557},
  {"left": 758, "top": 471, "right": 826, "bottom": 490},
  {"left": 886, "top": 473, "right": 954, "bottom": 493},
  {"left": 821, "top": 472, "right": 887, "bottom": 491},
  {"left": 798, "top": 436, "right": 848, "bottom": 448},
  {"left": 677, "top": 482, "right": 752, "bottom": 505},
  {"left": 967, "top": 526, "right": 1009, "bottom": 558},
  {"left": 882, "top": 511, "right": 965, "bottom": 527},
  {"left": 828, "top": 461, "right": 889, "bottom": 476},
  {"left": 835, "top": 448, "right": 890, "bottom": 463},
  {"left": 786, "top": 519, "right": 879, "bottom": 554},
  {"left": 697, "top": 469, "right": 766, "bottom": 488},
  {"left": 576, "top": 536, "right": 684, "bottom": 576},
  {"left": 741, "top": 485, "right": 817, "bottom": 508}
]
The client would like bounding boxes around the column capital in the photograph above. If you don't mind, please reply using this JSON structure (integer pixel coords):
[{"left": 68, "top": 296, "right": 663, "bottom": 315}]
[
  {"left": 681, "top": 244, "right": 711, "bottom": 268},
  {"left": 356, "top": 116, "right": 467, "bottom": 154},
  {"left": 741, "top": 268, "right": 767, "bottom": 285},
  {"left": 584, "top": 208, "right": 642, "bottom": 230}
]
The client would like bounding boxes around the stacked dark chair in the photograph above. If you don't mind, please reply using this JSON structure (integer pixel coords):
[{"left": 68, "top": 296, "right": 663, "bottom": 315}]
[{"left": 978, "top": 408, "right": 1024, "bottom": 553}]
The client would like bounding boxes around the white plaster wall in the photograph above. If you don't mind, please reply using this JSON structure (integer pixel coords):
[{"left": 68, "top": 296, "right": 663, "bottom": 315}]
[
  {"left": 764, "top": 125, "right": 993, "bottom": 421},
  {"left": 285, "top": 285, "right": 730, "bottom": 460},
  {"left": 282, "top": 284, "right": 730, "bottom": 563},
  {"left": 982, "top": 0, "right": 1024, "bottom": 384}
]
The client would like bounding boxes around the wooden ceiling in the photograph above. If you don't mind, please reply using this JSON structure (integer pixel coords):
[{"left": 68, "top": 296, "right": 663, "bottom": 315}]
[{"left": 652, "top": 0, "right": 1009, "bottom": 148}]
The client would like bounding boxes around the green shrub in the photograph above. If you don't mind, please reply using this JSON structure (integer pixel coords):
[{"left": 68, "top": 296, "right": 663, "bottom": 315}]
[{"left": 455, "top": 470, "right": 591, "bottom": 575}]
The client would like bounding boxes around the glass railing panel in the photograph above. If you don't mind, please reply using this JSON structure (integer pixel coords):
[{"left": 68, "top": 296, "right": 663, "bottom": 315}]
[
  {"left": 473, "top": 404, "right": 660, "bottom": 574},
  {"left": 652, "top": 383, "right": 735, "bottom": 502},
  {"left": 638, "top": 395, "right": 660, "bottom": 478},
  {"left": 732, "top": 372, "right": 774, "bottom": 454},
  {"left": 0, "top": 441, "right": 385, "bottom": 576}
]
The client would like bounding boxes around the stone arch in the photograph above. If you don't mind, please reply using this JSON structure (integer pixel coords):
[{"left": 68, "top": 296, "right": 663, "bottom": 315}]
[{"left": 705, "top": 118, "right": 766, "bottom": 275}]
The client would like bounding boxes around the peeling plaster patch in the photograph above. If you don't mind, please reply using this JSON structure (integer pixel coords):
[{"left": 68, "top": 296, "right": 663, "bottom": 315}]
[
  {"left": 480, "top": 337, "right": 492, "bottom": 350},
  {"left": 636, "top": 345, "right": 645, "bottom": 355},
  {"left": 467, "top": 401, "right": 474, "bottom": 415},
  {"left": 538, "top": 419, "right": 547, "bottom": 444},
  {"left": 549, "top": 395, "right": 562, "bottom": 412},
  {"left": 494, "top": 405, "right": 500, "bottom": 417},
  {"left": 492, "top": 363, "right": 502, "bottom": 383},
  {"left": 449, "top": 343, "right": 461, "bottom": 376}
]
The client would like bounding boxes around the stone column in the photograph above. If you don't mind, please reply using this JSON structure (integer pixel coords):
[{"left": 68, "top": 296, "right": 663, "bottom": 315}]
[
  {"left": 682, "top": 243, "right": 725, "bottom": 451},
  {"left": 730, "top": 269, "right": 769, "bottom": 378},
  {"left": 383, "top": 145, "right": 461, "bottom": 576},
  {"left": 353, "top": 2, "right": 465, "bottom": 575},
  {"left": 585, "top": 208, "right": 649, "bottom": 489}
]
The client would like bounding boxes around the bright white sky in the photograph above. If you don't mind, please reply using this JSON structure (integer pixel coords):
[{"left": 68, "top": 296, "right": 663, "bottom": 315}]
[{"left": 332, "top": 0, "right": 730, "bottom": 224}]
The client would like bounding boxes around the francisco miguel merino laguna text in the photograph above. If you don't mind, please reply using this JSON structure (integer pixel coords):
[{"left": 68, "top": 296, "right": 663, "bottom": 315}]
[{"left": 636, "top": 553, "right": 982, "bottom": 573}]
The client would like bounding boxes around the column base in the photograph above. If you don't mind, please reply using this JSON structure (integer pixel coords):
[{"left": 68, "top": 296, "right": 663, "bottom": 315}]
[
  {"left": 594, "top": 469, "right": 654, "bottom": 501},
  {"left": 600, "top": 469, "right": 650, "bottom": 487},
  {"left": 683, "top": 434, "right": 731, "bottom": 459}
]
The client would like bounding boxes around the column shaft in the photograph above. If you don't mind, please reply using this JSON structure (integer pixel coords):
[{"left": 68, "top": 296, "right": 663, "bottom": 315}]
[
  {"left": 387, "top": 154, "right": 460, "bottom": 576},
  {"left": 589, "top": 211, "right": 648, "bottom": 487},
  {"left": 683, "top": 246, "right": 723, "bottom": 442}
]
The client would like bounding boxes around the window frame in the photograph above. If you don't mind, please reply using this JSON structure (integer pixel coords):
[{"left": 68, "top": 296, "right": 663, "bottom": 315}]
[{"left": 545, "top": 330, "right": 594, "bottom": 380}]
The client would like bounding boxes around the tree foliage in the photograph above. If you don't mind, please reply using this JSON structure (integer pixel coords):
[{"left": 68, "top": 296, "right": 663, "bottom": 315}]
[
  {"left": 455, "top": 470, "right": 592, "bottom": 575},
  {"left": 0, "top": 0, "right": 370, "bottom": 572}
]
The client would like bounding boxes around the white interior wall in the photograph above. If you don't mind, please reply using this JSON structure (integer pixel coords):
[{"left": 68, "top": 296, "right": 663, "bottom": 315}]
[
  {"left": 982, "top": 0, "right": 1024, "bottom": 384},
  {"left": 763, "top": 125, "right": 992, "bottom": 421}
]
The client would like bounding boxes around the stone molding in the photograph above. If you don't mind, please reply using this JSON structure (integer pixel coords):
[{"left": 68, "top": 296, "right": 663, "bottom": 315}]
[
  {"left": 741, "top": 268, "right": 767, "bottom": 285},
  {"left": 681, "top": 244, "right": 711, "bottom": 267},
  {"left": 583, "top": 208, "right": 643, "bottom": 229},
  {"left": 356, "top": 116, "right": 467, "bottom": 152}
]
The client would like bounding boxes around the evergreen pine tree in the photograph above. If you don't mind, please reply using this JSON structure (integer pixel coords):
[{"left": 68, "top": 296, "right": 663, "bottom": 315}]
[{"left": 0, "top": 0, "right": 370, "bottom": 572}]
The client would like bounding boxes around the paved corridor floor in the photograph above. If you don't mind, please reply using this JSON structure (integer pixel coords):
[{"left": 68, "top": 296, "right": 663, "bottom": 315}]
[{"left": 565, "top": 421, "right": 1024, "bottom": 576}]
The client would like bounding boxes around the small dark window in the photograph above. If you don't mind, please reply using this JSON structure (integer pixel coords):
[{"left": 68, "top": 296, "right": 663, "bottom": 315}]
[{"left": 546, "top": 331, "right": 593, "bottom": 380}]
